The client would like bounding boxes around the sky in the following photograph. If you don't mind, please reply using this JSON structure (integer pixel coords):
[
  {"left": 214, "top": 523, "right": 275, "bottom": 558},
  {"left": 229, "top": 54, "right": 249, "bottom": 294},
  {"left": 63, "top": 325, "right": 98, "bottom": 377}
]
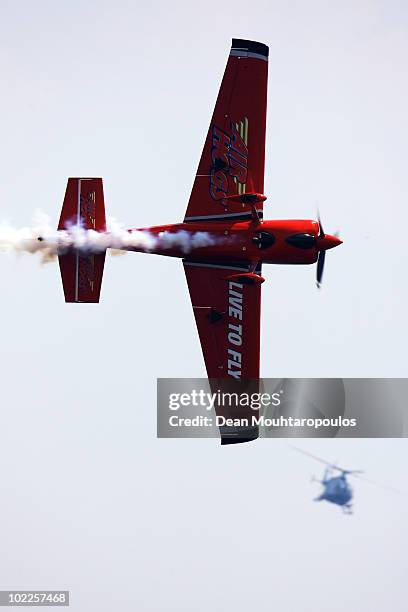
[{"left": 0, "top": 1, "right": 407, "bottom": 610}]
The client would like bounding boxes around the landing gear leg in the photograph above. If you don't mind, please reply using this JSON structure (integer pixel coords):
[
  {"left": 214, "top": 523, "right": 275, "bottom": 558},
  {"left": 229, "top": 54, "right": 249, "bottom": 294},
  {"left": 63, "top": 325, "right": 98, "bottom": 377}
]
[{"left": 249, "top": 261, "right": 260, "bottom": 273}]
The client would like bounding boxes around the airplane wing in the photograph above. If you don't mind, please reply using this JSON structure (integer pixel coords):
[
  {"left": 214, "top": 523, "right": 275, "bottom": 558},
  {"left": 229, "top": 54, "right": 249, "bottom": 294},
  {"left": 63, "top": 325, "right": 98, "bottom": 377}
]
[
  {"left": 184, "top": 39, "right": 269, "bottom": 222},
  {"left": 184, "top": 260, "right": 262, "bottom": 444}
]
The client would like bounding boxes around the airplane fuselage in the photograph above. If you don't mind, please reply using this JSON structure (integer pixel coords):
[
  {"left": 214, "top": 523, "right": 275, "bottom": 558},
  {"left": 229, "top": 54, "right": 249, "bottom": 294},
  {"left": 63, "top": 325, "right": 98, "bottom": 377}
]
[{"left": 127, "top": 218, "right": 341, "bottom": 265}]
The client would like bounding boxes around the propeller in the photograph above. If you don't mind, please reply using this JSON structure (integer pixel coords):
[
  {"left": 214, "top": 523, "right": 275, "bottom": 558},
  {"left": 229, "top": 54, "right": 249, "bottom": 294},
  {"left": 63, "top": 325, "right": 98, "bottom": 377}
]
[
  {"left": 316, "top": 212, "right": 325, "bottom": 288},
  {"left": 315, "top": 212, "right": 342, "bottom": 288}
]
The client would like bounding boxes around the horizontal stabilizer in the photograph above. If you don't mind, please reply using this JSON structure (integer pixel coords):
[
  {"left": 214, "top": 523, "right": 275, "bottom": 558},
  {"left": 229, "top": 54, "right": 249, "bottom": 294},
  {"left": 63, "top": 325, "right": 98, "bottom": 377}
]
[
  {"left": 58, "top": 178, "right": 106, "bottom": 303},
  {"left": 59, "top": 251, "right": 106, "bottom": 303},
  {"left": 58, "top": 177, "right": 106, "bottom": 232}
]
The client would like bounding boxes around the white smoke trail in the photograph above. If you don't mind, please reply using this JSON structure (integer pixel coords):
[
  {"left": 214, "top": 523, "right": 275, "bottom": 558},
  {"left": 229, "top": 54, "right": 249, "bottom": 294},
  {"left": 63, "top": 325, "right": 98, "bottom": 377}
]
[
  {"left": 0, "top": 213, "right": 220, "bottom": 263},
  {"left": 156, "top": 229, "right": 218, "bottom": 253}
]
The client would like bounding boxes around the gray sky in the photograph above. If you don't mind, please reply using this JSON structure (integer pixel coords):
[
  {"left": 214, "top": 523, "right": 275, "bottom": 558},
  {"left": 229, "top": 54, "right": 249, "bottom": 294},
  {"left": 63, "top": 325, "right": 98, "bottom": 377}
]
[{"left": 0, "top": 1, "right": 407, "bottom": 610}]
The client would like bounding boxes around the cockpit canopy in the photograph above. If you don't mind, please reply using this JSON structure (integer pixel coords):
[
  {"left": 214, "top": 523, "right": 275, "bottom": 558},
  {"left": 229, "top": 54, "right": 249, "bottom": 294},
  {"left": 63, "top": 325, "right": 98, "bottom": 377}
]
[
  {"left": 285, "top": 233, "right": 316, "bottom": 249},
  {"left": 252, "top": 231, "right": 276, "bottom": 250}
]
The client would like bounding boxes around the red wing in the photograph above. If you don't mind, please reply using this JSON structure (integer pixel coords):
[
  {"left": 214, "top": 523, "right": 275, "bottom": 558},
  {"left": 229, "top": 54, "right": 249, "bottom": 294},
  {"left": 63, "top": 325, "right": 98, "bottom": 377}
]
[
  {"left": 184, "top": 260, "right": 262, "bottom": 444},
  {"left": 184, "top": 39, "right": 268, "bottom": 222},
  {"left": 183, "top": 260, "right": 262, "bottom": 379}
]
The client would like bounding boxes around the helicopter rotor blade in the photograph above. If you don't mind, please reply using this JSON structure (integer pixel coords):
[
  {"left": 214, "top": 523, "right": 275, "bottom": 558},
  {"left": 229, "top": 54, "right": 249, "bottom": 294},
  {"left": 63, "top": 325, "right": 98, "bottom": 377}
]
[
  {"left": 290, "top": 445, "right": 361, "bottom": 475},
  {"left": 290, "top": 445, "right": 339, "bottom": 470},
  {"left": 343, "top": 469, "right": 364, "bottom": 475},
  {"left": 349, "top": 473, "right": 405, "bottom": 495}
]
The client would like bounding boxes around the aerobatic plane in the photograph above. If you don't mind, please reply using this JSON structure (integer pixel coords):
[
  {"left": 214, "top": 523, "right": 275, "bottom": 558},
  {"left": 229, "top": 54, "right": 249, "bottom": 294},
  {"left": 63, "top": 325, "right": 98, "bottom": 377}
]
[{"left": 55, "top": 39, "right": 342, "bottom": 442}]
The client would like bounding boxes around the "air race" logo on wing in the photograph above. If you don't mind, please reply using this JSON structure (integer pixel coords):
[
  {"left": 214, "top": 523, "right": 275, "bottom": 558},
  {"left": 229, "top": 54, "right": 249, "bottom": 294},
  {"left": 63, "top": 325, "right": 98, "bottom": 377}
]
[
  {"left": 210, "top": 118, "right": 248, "bottom": 201},
  {"left": 80, "top": 190, "right": 96, "bottom": 229}
]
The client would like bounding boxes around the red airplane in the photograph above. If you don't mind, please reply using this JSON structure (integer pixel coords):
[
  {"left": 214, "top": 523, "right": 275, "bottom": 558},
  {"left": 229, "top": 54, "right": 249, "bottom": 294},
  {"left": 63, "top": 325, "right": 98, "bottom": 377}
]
[{"left": 56, "top": 39, "right": 341, "bottom": 440}]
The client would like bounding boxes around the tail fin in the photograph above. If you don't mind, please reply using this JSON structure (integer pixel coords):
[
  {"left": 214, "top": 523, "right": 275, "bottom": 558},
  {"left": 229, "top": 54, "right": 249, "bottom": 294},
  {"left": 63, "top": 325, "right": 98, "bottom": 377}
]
[{"left": 58, "top": 178, "right": 106, "bottom": 303}]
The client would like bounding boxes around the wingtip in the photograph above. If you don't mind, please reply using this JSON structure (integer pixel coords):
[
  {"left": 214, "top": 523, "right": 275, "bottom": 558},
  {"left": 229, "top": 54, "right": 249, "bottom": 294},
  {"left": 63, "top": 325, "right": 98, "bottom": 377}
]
[{"left": 231, "top": 38, "right": 269, "bottom": 58}]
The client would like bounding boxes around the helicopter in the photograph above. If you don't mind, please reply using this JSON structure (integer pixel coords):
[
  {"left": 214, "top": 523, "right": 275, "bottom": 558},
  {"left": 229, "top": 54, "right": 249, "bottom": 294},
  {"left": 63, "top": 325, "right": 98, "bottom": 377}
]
[
  {"left": 291, "top": 446, "right": 401, "bottom": 514},
  {"left": 312, "top": 466, "right": 359, "bottom": 514}
]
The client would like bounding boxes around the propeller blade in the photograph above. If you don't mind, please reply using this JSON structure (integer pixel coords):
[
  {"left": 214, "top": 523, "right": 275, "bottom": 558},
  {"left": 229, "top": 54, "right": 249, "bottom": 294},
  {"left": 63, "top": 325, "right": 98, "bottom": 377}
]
[
  {"left": 317, "top": 210, "right": 325, "bottom": 238},
  {"left": 316, "top": 250, "right": 326, "bottom": 288}
]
